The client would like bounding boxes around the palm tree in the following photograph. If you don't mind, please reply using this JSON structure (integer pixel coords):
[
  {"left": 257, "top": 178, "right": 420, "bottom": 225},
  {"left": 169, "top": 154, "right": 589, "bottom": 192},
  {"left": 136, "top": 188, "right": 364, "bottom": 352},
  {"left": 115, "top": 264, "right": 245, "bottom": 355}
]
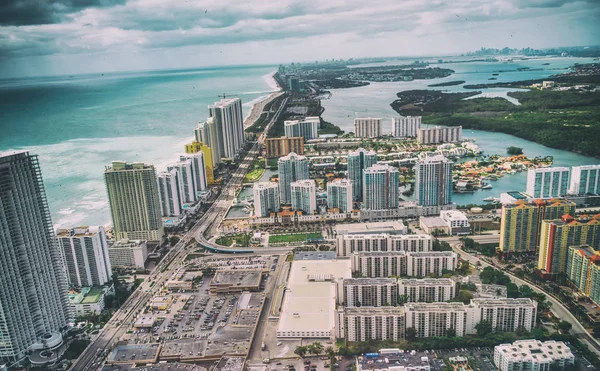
[
  {"left": 295, "top": 346, "right": 308, "bottom": 358},
  {"left": 310, "top": 342, "right": 324, "bottom": 355},
  {"left": 326, "top": 346, "right": 335, "bottom": 358}
]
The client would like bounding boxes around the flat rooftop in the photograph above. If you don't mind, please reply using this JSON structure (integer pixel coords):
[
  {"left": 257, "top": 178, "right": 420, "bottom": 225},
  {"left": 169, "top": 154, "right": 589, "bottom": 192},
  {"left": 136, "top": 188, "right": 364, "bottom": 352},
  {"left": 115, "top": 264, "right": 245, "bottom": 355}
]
[
  {"left": 357, "top": 349, "right": 431, "bottom": 370},
  {"left": 278, "top": 259, "right": 351, "bottom": 335},
  {"left": 294, "top": 251, "right": 337, "bottom": 260},
  {"left": 471, "top": 298, "right": 536, "bottom": 307},
  {"left": 211, "top": 270, "right": 262, "bottom": 288},
  {"left": 344, "top": 278, "right": 397, "bottom": 285},
  {"left": 107, "top": 343, "right": 160, "bottom": 364},
  {"left": 336, "top": 221, "right": 407, "bottom": 235},
  {"left": 81, "top": 287, "right": 104, "bottom": 304},
  {"left": 420, "top": 216, "right": 447, "bottom": 228},
  {"left": 102, "top": 363, "right": 206, "bottom": 371},
  {"left": 405, "top": 302, "right": 467, "bottom": 312},
  {"left": 399, "top": 278, "right": 454, "bottom": 287},
  {"left": 215, "top": 357, "right": 246, "bottom": 371},
  {"left": 344, "top": 307, "right": 405, "bottom": 316}
]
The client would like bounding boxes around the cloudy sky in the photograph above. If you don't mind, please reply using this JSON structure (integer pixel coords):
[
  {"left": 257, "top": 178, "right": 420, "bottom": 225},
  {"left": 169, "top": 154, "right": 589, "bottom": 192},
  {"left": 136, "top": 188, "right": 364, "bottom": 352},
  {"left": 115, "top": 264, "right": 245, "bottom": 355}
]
[{"left": 0, "top": 0, "right": 598, "bottom": 78}]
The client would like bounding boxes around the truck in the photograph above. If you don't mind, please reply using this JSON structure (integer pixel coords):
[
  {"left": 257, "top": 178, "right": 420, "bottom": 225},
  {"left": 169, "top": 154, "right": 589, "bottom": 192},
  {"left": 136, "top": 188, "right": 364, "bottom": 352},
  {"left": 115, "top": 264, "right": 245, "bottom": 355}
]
[
  {"left": 261, "top": 342, "right": 267, "bottom": 351},
  {"left": 263, "top": 359, "right": 271, "bottom": 364}
]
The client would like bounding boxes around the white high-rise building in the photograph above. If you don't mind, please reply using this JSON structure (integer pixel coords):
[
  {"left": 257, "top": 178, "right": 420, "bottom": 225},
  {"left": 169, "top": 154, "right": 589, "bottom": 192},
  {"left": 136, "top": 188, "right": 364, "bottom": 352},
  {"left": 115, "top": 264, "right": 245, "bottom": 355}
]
[
  {"left": 347, "top": 148, "right": 377, "bottom": 202},
  {"left": 526, "top": 167, "right": 570, "bottom": 198},
  {"left": 169, "top": 158, "right": 196, "bottom": 204},
  {"left": 337, "top": 233, "right": 431, "bottom": 257},
  {"left": 0, "top": 151, "right": 72, "bottom": 363},
  {"left": 336, "top": 307, "right": 406, "bottom": 342},
  {"left": 253, "top": 182, "right": 280, "bottom": 217},
  {"left": 351, "top": 251, "right": 457, "bottom": 278},
  {"left": 104, "top": 161, "right": 164, "bottom": 242},
  {"left": 209, "top": 98, "right": 245, "bottom": 160},
  {"left": 57, "top": 226, "right": 112, "bottom": 287},
  {"left": 469, "top": 298, "right": 537, "bottom": 333},
  {"left": 392, "top": 116, "right": 421, "bottom": 138},
  {"left": 405, "top": 302, "right": 470, "bottom": 337},
  {"left": 417, "top": 126, "right": 462, "bottom": 144},
  {"left": 291, "top": 179, "right": 317, "bottom": 215},
  {"left": 398, "top": 278, "right": 455, "bottom": 303},
  {"left": 284, "top": 118, "right": 319, "bottom": 140},
  {"left": 327, "top": 179, "right": 353, "bottom": 212},
  {"left": 157, "top": 169, "right": 182, "bottom": 217},
  {"left": 341, "top": 278, "right": 399, "bottom": 307},
  {"left": 181, "top": 152, "right": 207, "bottom": 194},
  {"left": 363, "top": 164, "right": 399, "bottom": 210},
  {"left": 278, "top": 152, "right": 309, "bottom": 204},
  {"left": 108, "top": 239, "right": 148, "bottom": 269},
  {"left": 415, "top": 152, "right": 453, "bottom": 206},
  {"left": 494, "top": 340, "right": 574, "bottom": 371},
  {"left": 354, "top": 118, "right": 382, "bottom": 138},
  {"left": 569, "top": 164, "right": 600, "bottom": 195},
  {"left": 195, "top": 118, "right": 222, "bottom": 166}
]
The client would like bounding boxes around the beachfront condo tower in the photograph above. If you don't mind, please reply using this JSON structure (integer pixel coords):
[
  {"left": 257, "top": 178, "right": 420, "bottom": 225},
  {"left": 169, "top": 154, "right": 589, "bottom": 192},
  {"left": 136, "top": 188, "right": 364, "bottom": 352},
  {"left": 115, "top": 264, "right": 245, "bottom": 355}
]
[
  {"left": 0, "top": 151, "right": 72, "bottom": 364},
  {"left": 415, "top": 152, "right": 453, "bottom": 206},
  {"left": 363, "top": 164, "right": 399, "bottom": 210},
  {"left": 284, "top": 117, "right": 319, "bottom": 141},
  {"left": 354, "top": 118, "right": 382, "bottom": 138},
  {"left": 327, "top": 179, "right": 353, "bottom": 213},
  {"left": 278, "top": 152, "right": 309, "bottom": 204},
  {"left": 253, "top": 182, "right": 280, "bottom": 217},
  {"left": 569, "top": 164, "right": 600, "bottom": 195},
  {"left": 498, "top": 198, "right": 576, "bottom": 254},
  {"left": 291, "top": 179, "right": 317, "bottom": 215},
  {"left": 526, "top": 167, "right": 570, "bottom": 198},
  {"left": 185, "top": 141, "right": 215, "bottom": 184},
  {"left": 208, "top": 98, "right": 245, "bottom": 160},
  {"left": 537, "top": 214, "right": 600, "bottom": 275},
  {"left": 56, "top": 226, "right": 112, "bottom": 287},
  {"left": 347, "top": 148, "right": 377, "bottom": 202},
  {"left": 157, "top": 168, "right": 183, "bottom": 217},
  {"left": 104, "top": 161, "right": 164, "bottom": 241},
  {"left": 392, "top": 116, "right": 421, "bottom": 138},
  {"left": 195, "top": 120, "right": 222, "bottom": 167}
]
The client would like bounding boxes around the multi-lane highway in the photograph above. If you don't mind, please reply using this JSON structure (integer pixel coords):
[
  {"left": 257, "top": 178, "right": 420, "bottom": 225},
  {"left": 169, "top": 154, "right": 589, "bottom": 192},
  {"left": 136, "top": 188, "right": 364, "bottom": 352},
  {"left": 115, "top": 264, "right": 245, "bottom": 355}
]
[{"left": 71, "top": 96, "right": 288, "bottom": 371}]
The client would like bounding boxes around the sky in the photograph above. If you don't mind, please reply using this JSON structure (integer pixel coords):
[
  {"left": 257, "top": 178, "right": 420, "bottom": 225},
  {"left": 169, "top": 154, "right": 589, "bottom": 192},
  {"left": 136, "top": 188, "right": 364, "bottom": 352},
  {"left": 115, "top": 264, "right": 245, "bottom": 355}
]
[{"left": 0, "top": 0, "right": 599, "bottom": 78}]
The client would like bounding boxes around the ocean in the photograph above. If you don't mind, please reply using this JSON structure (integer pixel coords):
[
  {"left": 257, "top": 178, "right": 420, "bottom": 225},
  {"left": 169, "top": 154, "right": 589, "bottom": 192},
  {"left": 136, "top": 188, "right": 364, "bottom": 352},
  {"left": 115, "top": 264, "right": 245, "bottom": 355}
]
[
  {"left": 0, "top": 65, "right": 278, "bottom": 228},
  {"left": 2, "top": 57, "right": 599, "bottom": 227}
]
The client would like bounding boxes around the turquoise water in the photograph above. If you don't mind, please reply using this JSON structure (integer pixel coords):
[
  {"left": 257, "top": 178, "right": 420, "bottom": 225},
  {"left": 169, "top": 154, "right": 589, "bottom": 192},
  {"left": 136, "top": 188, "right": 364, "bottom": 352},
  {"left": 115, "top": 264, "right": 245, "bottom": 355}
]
[
  {"left": 320, "top": 57, "right": 600, "bottom": 205},
  {"left": 0, "top": 66, "right": 278, "bottom": 227}
]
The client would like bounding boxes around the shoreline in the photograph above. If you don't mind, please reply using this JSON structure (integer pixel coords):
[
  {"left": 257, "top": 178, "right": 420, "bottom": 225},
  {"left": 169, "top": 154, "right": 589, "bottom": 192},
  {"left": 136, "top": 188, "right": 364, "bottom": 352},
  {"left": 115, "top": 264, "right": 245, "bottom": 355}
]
[{"left": 244, "top": 71, "right": 284, "bottom": 128}]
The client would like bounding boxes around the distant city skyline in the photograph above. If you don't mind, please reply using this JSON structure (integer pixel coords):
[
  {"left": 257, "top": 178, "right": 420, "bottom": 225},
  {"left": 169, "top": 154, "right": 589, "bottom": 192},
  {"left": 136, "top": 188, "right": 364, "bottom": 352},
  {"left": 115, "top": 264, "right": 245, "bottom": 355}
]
[{"left": 0, "top": 0, "right": 599, "bottom": 78}]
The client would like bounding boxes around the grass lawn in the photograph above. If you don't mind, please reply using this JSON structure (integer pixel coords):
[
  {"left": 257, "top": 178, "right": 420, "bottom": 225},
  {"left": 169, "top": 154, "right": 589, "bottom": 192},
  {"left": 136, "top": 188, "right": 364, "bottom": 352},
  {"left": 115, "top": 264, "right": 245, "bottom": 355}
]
[
  {"left": 243, "top": 167, "right": 265, "bottom": 183},
  {"left": 268, "top": 232, "right": 322, "bottom": 244},
  {"left": 216, "top": 234, "right": 250, "bottom": 247},
  {"left": 81, "top": 287, "right": 104, "bottom": 304}
]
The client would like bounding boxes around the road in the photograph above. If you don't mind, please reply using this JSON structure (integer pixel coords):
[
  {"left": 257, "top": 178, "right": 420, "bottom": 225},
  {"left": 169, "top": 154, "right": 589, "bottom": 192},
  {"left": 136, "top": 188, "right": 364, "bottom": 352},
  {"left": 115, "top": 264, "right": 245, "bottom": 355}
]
[
  {"left": 453, "top": 244, "right": 600, "bottom": 357},
  {"left": 71, "top": 96, "right": 289, "bottom": 371}
]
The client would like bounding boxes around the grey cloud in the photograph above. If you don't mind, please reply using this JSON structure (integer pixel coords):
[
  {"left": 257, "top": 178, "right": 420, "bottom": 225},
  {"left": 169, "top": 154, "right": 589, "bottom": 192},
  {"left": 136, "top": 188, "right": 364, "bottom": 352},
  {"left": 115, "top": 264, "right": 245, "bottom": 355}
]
[
  {"left": 0, "top": 0, "right": 126, "bottom": 26},
  {"left": 515, "top": 0, "right": 599, "bottom": 8}
]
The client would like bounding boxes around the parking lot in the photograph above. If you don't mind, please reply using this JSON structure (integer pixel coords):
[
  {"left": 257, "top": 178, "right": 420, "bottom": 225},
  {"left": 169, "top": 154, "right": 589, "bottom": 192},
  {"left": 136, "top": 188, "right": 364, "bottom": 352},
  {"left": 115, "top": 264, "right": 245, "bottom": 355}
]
[{"left": 434, "top": 348, "right": 497, "bottom": 371}]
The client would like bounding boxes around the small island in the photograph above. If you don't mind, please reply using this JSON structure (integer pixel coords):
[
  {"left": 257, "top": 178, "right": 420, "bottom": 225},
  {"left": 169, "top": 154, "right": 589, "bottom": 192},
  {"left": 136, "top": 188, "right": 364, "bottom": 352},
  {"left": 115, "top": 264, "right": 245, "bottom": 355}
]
[{"left": 428, "top": 80, "right": 466, "bottom": 87}]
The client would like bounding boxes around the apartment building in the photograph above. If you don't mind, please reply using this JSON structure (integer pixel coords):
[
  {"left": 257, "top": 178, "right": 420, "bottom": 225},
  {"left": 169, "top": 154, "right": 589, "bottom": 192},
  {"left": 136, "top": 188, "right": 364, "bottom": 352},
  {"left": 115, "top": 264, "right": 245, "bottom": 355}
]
[
  {"left": 341, "top": 278, "right": 399, "bottom": 307},
  {"left": 355, "top": 118, "right": 382, "bottom": 138},
  {"left": 336, "top": 233, "right": 432, "bottom": 257},
  {"left": 417, "top": 126, "right": 462, "bottom": 145},
  {"left": 265, "top": 136, "right": 304, "bottom": 158},
  {"left": 398, "top": 278, "right": 456, "bottom": 303},
  {"left": 351, "top": 251, "right": 457, "bottom": 278},
  {"left": 405, "top": 302, "right": 469, "bottom": 337},
  {"left": 566, "top": 245, "right": 600, "bottom": 306},
  {"left": 494, "top": 340, "right": 574, "bottom": 371},
  {"left": 336, "top": 307, "right": 406, "bottom": 342},
  {"left": 569, "top": 164, "right": 600, "bottom": 195},
  {"left": 469, "top": 298, "right": 537, "bottom": 333},
  {"left": 392, "top": 116, "right": 421, "bottom": 138}
]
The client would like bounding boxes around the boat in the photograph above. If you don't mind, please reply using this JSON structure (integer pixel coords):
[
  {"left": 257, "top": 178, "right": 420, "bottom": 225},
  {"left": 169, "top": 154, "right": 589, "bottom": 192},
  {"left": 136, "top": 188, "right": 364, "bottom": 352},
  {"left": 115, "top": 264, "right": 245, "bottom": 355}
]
[
  {"left": 481, "top": 184, "right": 493, "bottom": 190},
  {"left": 483, "top": 197, "right": 499, "bottom": 202}
]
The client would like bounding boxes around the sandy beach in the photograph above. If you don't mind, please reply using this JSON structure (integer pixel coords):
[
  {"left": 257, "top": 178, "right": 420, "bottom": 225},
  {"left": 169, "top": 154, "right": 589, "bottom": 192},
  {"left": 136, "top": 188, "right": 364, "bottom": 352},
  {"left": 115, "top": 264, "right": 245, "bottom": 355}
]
[{"left": 244, "top": 71, "right": 284, "bottom": 128}]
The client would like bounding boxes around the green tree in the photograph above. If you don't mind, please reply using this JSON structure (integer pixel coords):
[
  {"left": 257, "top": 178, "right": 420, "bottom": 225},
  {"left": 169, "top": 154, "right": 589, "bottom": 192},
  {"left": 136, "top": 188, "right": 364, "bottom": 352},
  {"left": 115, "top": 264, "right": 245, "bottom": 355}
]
[
  {"left": 169, "top": 235, "right": 180, "bottom": 247},
  {"left": 294, "top": 346, "right": 308, "bottom": 358},
  {"left": 515, "top": 326, "right": 529, "bottom": 336},
  {"left": 309, "top": 342, "right": 324, "bottom": 355},
  {"left": 557, "top": 320, "right": 572, "bottom": 333},
  {"left": 398, "top": 295, "right": 409, "bottom": 306},
  {"left": 326, "top": 346, "right": 335, "bottom": 358},
  {"left": 446, "top": 328, "right": 457, "bottom": 338},
  {"left": 457, "top": 290, "right": 473, "bottom": 304},
  {"left": 406, "top": 327, "right": 417, "bottom": 341},
  {"left": 507, "top": 146, "right": 524, "bottom": 156},
  {"left": 475, "top": 320, "right": 493, "bottom": 336}
]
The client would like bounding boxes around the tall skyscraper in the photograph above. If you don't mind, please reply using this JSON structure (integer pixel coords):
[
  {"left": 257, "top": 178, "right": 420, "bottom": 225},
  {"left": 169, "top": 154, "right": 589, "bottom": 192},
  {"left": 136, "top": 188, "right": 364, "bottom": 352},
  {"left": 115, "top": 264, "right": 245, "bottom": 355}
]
[
  {"left": 169, "top": 158, "right": 196, "bottom": 204},
  {"left": 181, "top": 153, "right": 207, "bottom": 194},
  {"left": 392, "top": 116, "right": 421, "bottom": 138},
  {"left": 157, "top": 169, "right": 182, "bottom": 217},
  {"left": 566, "top": 245, "right": 600, "bottom": 306},
  {"left": 537, "top": 214, "right": 600, "bottom": 275},
  {"left": 284, "top": 119, "right": 319, "bottom": 140},
  {"left": 278, "top": 152, "right": 309, "bottom": 204},
  {"left": 415, "top": 152, "right": 453, "bottom": 206},
  {"left": 291, "top": 179, "right": 317, "bottom": 215},
  {"left": 195, "top": 120, "right": 222, "bottom": 166},
  {"left": 347, "top": 148, "right": 377, "bottom": 202},
  {"left": 104, "top": 161, "right": 164, "bottom": 241},
  {"left": 569, "top": 165, "right": 600, "bottom": 195},
  {"left": 499, "top": 199, "right": 576, "bottom": 254},
  {"left": 209, "top": 98, "right": 245, "bottom": 160},
  {"left": 57, "top": 226, "right": 112, "bottom": 287},
  {"left": 354, "top": 118, "right": 382, "bottom": 138},
  {"left": 526, "top": 167, "right": 570, "bottom": 198},
  {"left": 253, "top": 182, "right": 280, "bottom": 217},
  {"left": 327, "top": 179, "right": 353, "bottom": 213},
  {"left": 0, "top": 151, "right": 71, "bottom": 363},
  {"left": 363, "top": 164, "right": 399, "bottom": 210},
  {"left": 265, "top": 136, "right": 304, "bottom": 158},
  {"left": 185, "top": 141, "right": 215, "bottom": 184}
]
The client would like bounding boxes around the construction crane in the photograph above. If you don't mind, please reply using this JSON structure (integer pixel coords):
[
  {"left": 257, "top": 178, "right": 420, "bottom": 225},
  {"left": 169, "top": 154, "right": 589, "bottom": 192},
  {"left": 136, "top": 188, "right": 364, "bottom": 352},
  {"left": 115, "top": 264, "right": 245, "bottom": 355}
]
[{"left": 218, "top": 93, "right": 238, "bottom": 99}]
